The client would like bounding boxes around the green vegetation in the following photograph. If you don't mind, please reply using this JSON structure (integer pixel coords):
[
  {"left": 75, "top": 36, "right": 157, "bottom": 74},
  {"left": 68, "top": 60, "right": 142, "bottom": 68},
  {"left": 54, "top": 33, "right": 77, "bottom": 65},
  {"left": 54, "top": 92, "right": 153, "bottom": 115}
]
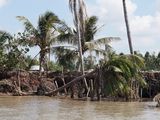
[
  {"left": 1, "top": 0, "right": 158, "bottom": 100},
  {"left": 100, "top": 54, "right": 146, "bottom": 99}
]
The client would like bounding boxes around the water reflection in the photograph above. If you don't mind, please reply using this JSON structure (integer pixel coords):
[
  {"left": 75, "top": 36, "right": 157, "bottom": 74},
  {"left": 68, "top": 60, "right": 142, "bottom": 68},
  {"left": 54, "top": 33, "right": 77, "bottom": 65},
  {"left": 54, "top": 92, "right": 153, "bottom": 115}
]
[{"left": 0, "top": 97, "right": 160, "bottom": 120}]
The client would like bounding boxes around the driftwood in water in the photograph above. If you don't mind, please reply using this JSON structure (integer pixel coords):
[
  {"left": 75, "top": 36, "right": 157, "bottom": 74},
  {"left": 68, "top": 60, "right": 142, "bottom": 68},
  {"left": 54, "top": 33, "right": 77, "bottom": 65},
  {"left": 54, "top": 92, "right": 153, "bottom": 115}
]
[{"left": 45, "top": 70, "right": 96, "bottom": 96}]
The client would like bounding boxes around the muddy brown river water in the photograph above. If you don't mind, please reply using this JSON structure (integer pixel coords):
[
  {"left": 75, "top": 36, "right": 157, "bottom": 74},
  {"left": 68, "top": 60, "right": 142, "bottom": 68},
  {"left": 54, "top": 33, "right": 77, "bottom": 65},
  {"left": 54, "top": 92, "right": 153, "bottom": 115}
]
[{"left": 0, "top": 96, "right": 160, "bottom": 120}]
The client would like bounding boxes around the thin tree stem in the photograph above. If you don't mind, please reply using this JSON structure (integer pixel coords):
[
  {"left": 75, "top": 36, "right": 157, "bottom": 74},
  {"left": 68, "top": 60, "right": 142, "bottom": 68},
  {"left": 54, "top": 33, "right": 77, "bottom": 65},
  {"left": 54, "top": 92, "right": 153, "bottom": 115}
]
[{"left": 122, "top": 0, "right": 133, "bottom": 54}]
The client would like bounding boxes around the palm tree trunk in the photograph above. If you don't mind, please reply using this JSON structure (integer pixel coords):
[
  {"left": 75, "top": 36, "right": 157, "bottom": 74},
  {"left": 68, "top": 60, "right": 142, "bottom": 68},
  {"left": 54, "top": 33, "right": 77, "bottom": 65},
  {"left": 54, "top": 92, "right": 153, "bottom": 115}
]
[
  {"left": 122, "top": 0, "right": 133, "bottom": 54},
  {"left": 39, "top": 50, "right": 46, "bottom": 76},
  {"left": 122, "top": 0, "right": 135, "bottom": 100},
  {"left": 39, "top": 52, "right": 43, "bottom": 77},
  {"left": 39, "top": 53, "right": 42, "bottom": 71},
  {"left": 69, "top": 0, "right": 89, "bottom": 95},
  {"left": 77, "top": 15, "right": 89, "bottom": 91}
]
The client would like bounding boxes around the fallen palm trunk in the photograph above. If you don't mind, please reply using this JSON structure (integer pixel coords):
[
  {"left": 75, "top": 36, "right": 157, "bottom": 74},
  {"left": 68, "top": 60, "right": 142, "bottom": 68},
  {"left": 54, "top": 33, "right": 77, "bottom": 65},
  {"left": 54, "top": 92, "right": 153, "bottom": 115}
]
[{"left": 45, "top": 70, "right": 96, "bottom": 96}]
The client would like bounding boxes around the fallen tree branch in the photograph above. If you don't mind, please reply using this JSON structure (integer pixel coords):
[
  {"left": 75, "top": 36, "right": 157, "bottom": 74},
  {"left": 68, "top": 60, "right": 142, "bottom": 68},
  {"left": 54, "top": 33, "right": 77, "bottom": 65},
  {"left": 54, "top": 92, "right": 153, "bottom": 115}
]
[{"left": 45, "top": 70, "right": 96, "bottom": 96}]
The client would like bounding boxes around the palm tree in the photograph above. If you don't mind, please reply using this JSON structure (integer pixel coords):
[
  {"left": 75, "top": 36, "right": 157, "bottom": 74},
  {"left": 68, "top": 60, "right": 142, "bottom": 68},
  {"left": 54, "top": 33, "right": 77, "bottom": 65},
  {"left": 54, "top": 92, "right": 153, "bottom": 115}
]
[
  {"left": 69, "top": 0, "right": 87, "bottom": 74},
  {"left": 17, "top": 11, "right": 62, "bottom": 72},
  {"left": 122, "top": 0, "right": 133, "bottom": 54},
  {"left": 83, "top": 16, "right": 120, "bottom": 58},
  {"left": 100, "top": 54, "right": 146, "bottom": 100},
  {"left": 53, "top": 46, "right": 78, "bottom": 71},
  {"left": 57, "top": 16, "right": 120, "bottom": 69}
]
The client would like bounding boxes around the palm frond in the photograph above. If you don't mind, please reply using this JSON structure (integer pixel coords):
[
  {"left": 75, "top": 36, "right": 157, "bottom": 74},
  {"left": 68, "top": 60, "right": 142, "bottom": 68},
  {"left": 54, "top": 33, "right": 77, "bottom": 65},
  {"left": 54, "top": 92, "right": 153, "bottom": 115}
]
[
  {"left": 52, "top": 46, "right": 78, "bottom": 70},
  {"left": 38, "top": 11, "right": 60, "bottom": 41},
  {"left": 16, "top": 16, "right": 37, "bottom": 35},
  {"left": 100, "top": 54, "right": 146, "bottom": 96},
  {"left": 84, "top": 16, "right": 98, "bottom": 42},
  {"left": 51, "top": 45, "right": 78, "bottom": 51},
  {"left": 56, "top": 25, "right": 78, "bottom": 45},
  {"left": 0, "top": 30, "right": 13, "bottom": 41},
  {"left": 0, "top": 31, "right": 13, "bottom": 50},
  {"left": 93, "top": 37, "right": 120, "bottom": 46},
  {"left": 128, "top": 54, "right": 145, "bottom": 68}
]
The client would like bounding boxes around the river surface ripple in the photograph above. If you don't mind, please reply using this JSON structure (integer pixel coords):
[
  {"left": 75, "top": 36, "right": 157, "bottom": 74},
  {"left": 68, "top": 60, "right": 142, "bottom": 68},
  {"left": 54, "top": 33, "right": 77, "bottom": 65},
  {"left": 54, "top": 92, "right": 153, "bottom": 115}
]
[{"left": 0, "top": 96, "right": 160, "bottom": 120}]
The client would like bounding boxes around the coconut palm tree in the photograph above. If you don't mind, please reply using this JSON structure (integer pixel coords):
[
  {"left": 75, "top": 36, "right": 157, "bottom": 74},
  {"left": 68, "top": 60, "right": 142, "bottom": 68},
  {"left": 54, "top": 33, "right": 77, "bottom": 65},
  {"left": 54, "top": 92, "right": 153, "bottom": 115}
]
[
  {"left": 69, "top": 0, "right": 87, "bottom": 75},
  {"left": 52, "top": 46, "right": 78, "bottom": 71},
  {"left": 100, "top": 54, "right": 146, "bottom": 100},
  {"left": 17, "top": 11, "right": 62, "bottom": 72},
  {"left": 83, "top": 16, "right": 120, "bottom": 57},
  {"left": 57, "top": 16, "right": 120, "bottom": 69},
  {"left": 122, "top": 0, "right": 133, "bottom": 54}
]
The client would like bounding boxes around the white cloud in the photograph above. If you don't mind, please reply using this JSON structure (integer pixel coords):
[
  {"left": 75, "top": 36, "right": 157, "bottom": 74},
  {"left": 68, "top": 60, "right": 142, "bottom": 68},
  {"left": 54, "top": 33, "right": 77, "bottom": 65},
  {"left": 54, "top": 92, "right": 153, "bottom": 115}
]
[
  {"left": 87, "top": 0, "right": 160, "bottom": 54},
  {"left": 0, "top": 0, "right": 8, "bottom": 8}
]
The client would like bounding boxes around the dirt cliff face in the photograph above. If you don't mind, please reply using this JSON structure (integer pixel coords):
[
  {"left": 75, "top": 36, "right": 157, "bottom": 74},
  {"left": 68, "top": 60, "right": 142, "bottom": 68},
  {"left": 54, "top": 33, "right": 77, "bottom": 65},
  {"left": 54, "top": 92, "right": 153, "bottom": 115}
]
[
  {"left": 0, "top": 70, "right": 95, "bottom": 96},
  {"left": 0, "top": 70, "right": 56, "bottom": 95}
]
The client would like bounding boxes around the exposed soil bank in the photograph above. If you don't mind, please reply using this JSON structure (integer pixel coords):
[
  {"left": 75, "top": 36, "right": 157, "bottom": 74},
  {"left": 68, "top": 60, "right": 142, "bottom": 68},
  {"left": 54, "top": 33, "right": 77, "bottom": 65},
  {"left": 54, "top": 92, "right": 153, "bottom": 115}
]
[
  {"left": 0, "top": 70, "right": 94, "bottom": 96},
  {"left": 0, "top": 70, "right": 160, "bottom": 102}
]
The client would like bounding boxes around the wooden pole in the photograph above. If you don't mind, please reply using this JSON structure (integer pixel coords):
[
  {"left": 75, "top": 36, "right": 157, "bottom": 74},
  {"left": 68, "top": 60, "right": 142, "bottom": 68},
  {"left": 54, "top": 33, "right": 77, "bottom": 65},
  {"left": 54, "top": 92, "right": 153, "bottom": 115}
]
[
  {"left": 90, "top": 79, "right": 94, "bottom": 101},
  {"left": 62, "top": 66, "right": 67, "bottom": 95},
  {"left": 140, "top": 88, "right": 143, "bottom": 99},
  {"left": 96, "top": 67, "right": 100, "bottom": 101},
  {"left": 55, "top": 81, "right": 59, "bottom": 96}
]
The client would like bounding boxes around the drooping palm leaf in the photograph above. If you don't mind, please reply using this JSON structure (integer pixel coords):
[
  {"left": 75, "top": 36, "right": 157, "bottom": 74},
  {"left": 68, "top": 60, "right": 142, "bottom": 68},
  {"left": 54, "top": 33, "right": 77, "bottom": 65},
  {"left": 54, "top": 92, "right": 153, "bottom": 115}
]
[
  {"left": 84, "top": 16, "right": 98, "bottom": 42},
  {"left": 100, "top": 54, "right": 146, "bottom": 97},
  {"left": 16, "top": 16, "right": 38, "bottom": 35},
  {"left": 0, "top": 31, "right": 14, "bottom": 51}
]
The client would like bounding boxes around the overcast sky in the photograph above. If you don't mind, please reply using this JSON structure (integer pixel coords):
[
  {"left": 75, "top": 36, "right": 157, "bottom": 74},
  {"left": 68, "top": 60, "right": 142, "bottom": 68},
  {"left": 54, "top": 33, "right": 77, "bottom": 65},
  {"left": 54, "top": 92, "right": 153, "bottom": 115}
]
[{"left": 0, "top": 0, "right": 159, "bottom": 56}]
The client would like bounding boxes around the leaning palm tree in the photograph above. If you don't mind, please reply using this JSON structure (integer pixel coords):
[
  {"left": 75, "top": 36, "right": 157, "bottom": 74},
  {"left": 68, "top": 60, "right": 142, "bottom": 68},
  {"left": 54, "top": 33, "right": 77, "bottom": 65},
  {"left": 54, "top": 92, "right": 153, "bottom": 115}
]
[
  {"left": 17, "top": 11, "right": 62, "bottom": 72},
  {"left": 122, "top": 0, "right": 133, "bottom": 54},
  {"left": 100, "top": 54, "right": 146, "bottom": 100}
]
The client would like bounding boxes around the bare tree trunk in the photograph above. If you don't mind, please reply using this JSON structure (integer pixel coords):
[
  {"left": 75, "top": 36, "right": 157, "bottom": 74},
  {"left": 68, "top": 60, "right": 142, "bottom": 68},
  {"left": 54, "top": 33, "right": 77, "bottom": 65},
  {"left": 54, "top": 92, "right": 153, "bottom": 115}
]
[
  {"left": 77, "top": 19, "right": 89, "bottom": 91},
  {"left": 39, "top": 49, "right": 48, "bottom": 77},
  {"left": 39, "top": 51, "right": 43, "bottom": 76},
  {"left": 122, "top": 0, "right": 133, "bottom": 54}
]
